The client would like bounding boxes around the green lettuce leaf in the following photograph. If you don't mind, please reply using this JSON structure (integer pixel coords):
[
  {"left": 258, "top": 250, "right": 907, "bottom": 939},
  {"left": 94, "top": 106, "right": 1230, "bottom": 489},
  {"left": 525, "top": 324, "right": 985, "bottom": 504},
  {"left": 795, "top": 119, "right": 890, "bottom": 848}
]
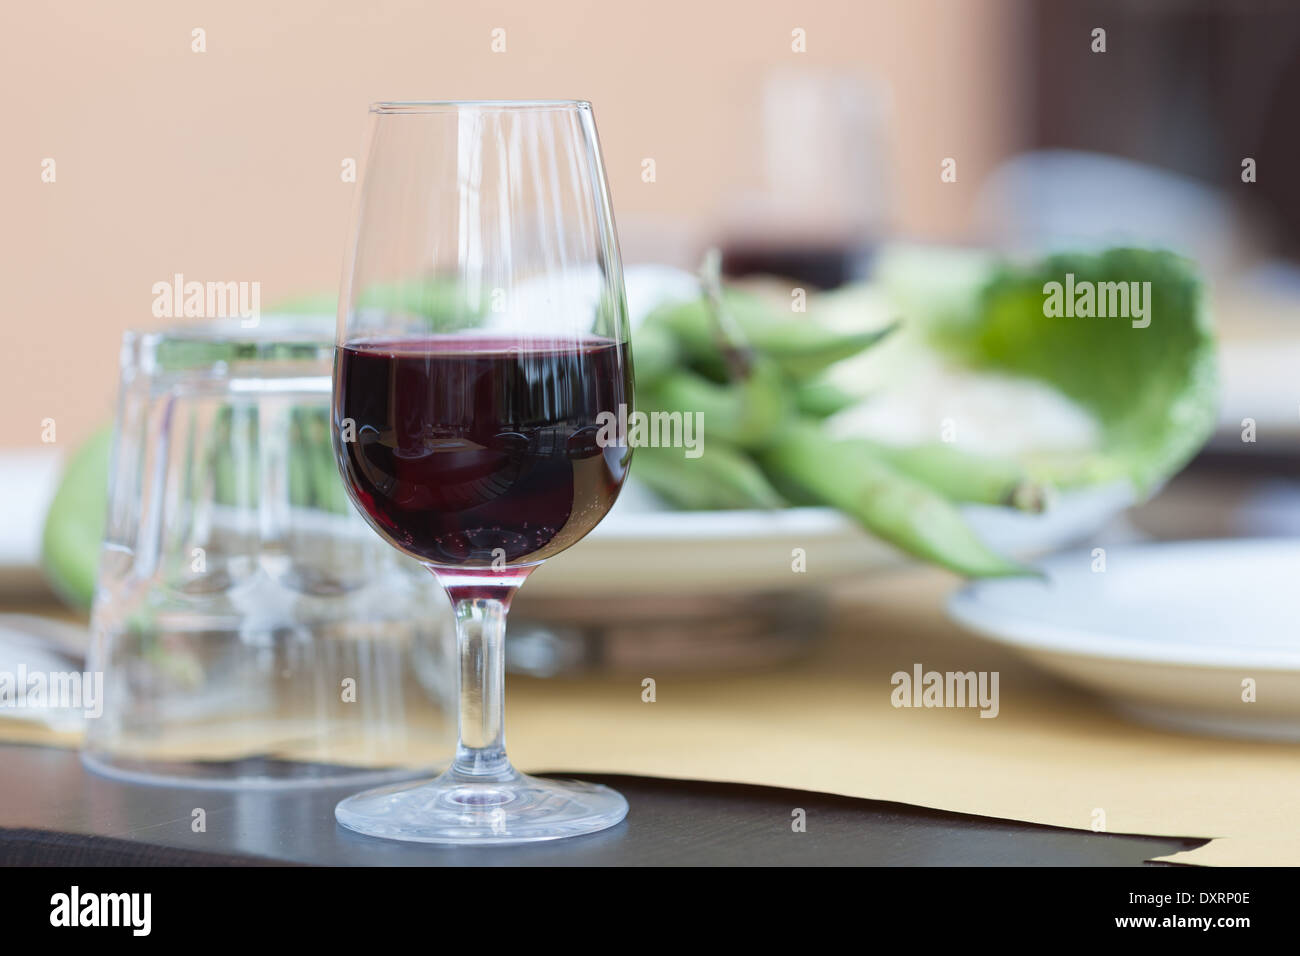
[{"left": 874, "top": 246, "right": 1217, "bottom": 494}]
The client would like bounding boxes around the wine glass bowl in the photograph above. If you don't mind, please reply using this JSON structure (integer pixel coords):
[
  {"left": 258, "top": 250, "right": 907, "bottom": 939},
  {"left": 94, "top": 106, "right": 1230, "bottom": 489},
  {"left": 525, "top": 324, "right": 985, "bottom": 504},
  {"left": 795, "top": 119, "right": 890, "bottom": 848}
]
[
  {"left": 331, "top": 100, "right": 633, "bottom": 843},
  {"left": 334, "top": 335, "right": 631, "bottom": 570}
]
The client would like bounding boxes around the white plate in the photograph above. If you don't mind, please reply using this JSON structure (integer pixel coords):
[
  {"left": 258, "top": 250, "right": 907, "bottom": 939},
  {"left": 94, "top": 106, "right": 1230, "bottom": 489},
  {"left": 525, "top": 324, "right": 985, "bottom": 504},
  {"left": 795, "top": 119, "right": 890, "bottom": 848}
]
[
  {"left": 524, "top": 479, "right": 1134, "bottom": 598},
  {"left": 947, "top": 539, "right": 1300, "bottom": 739},
  {"left": 523, "top": 482, "right": 898, "bottom": 597},
  {"left": 0, "top": 448, "right": 64, "bottom": 596}
]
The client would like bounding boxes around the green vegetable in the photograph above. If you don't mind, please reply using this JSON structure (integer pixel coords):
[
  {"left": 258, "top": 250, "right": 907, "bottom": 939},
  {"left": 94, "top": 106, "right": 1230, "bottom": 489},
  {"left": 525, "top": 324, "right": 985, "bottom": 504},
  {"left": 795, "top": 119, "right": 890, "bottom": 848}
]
[
  {"left": 644, "top": 291, "right": 897, "bottom": 381},
  {"left": 209, "top": 404, "right": 255, "bottom": 507},
  {"left": 355, "top": 277, "right": 486, "bottom": 332},
  {"left": 759, "top": 421, "right": 1030, "bottom": 577},
  {"left": 273, "top": 276, "right": 488, "bottom": 332},
  {"left": 851, "top": 440, "right": 1048, "bottom": 512},
  {"left": 876, "top": 246, "right": 1216, "bottom": 493},
  {"left": 268, "top": 292, "right": 337, "bottom": 315},
  {"left": 642, "top": 361, "right": 790, "bottom": 450},
  {"left": 631, "top": 319, "right": 679, "bottom": 386},
  {"left": 632, "top": 443, "right": 784, "bottom": 511},
  {"left": 290, "top": 406, "right": 350, "bottom": 514},
  {"left": 794, "top": 377, "right": 859, "bottom": 419},
  {"left": 41, "top": 426, "right": 113, "bottom": 608}
]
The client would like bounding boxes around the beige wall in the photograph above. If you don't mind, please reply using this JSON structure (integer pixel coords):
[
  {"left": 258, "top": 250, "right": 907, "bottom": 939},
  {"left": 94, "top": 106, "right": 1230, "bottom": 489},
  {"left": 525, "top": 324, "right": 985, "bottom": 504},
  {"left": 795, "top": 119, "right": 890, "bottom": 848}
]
[{"left": 1, "top": 0, "right": 1027, "bottom": 449}]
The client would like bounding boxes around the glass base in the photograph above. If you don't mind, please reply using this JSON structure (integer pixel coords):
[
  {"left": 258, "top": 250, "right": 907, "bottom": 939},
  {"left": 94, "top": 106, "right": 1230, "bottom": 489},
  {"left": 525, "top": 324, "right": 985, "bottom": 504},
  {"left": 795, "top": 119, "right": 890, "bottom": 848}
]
[
  {"left": 82, "top": 749, "right": 435, "bottom": 791},
  {"left": 335, "top": 767, "right": 628, "bottom": 845}
]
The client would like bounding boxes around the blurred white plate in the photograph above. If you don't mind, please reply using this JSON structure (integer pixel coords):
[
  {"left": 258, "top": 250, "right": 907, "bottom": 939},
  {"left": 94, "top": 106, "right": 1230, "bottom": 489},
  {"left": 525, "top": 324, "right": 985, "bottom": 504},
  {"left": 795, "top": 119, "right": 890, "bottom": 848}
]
[
  {"left": 525, "top": 478, "right": 1134, "bottom": 598},
  {"left": 525, "top": 483, "right": 897, "bottom": 598},
  {"left": 947, "top": 539, "right": 1300, "bottom": 740},
  {"left": 0, "top": 448, "right": 63, "bottom": 595}
]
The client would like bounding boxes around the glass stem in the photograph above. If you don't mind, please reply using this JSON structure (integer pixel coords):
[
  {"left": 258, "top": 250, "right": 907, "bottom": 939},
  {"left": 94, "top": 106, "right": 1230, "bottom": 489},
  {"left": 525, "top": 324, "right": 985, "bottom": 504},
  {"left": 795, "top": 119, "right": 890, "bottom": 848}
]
[{"left": 450, "top": 596, "right": 513, "bottom": 779}]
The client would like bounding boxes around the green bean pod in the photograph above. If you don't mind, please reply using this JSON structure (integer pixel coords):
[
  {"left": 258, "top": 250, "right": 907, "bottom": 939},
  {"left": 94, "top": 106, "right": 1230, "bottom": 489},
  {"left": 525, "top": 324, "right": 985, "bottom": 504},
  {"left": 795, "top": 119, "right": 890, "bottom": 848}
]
[
  {"left": 631, "top": 319, "right": 679, "bottom": 387},
  {"left": 641, "top": 361, "right": 790, "bottom": 449},
  {"left": 793, "top": 377, "right": 860, "bottom": 419},
  {"left": 850, "top": 440, "right": 1050, "bottom": 512},
  {"left": 631, "top": 442, "right": 785, "bottom": 511},
  {"left": 758, "top": 421, "right": 1031, "bottom": 577},
  {"left": 645, "top": 292, "right": 897, "bottom": 381}
]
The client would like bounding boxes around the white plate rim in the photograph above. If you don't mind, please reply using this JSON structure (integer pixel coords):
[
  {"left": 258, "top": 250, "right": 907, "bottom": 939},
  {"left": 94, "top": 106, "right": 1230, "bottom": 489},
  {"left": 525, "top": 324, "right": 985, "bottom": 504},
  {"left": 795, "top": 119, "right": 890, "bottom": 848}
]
[{"left": 947, "top": 538, "right": 1300, "bottom": 671}]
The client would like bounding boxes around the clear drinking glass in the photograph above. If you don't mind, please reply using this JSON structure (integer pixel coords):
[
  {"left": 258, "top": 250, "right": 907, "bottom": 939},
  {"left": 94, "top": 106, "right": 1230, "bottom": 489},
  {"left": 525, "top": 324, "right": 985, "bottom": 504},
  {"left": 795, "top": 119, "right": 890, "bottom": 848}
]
[
  {"left": 85, "top": 318, "right": 457, "bottom": 788},
  {"left": 331, "top": 101, "right": 633, "bottom": 843}
]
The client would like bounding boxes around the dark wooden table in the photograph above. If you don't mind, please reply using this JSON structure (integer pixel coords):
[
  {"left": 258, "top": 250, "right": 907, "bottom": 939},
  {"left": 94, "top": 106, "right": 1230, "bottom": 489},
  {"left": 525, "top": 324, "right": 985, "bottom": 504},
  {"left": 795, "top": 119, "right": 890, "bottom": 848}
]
[{"left": 0, "top": 743, "right": 1205, "bottom": 865}]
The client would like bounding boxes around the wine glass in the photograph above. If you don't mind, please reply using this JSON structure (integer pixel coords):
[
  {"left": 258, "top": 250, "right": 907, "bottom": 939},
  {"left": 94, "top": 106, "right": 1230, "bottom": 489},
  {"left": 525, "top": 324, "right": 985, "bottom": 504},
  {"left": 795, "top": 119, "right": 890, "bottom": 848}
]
[{"left": 330, "top": 101, "right": 633, "bottom": 844}]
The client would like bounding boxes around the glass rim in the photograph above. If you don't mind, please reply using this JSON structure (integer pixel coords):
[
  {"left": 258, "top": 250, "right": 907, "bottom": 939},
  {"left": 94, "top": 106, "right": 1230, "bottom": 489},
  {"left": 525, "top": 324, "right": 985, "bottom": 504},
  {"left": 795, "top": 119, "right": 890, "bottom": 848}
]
[
  {"left": 125, "top": 316, "right": 336, "bottom": 348},
  {"left": 370, "top": 100, "right": 592, "bottom": 114}
]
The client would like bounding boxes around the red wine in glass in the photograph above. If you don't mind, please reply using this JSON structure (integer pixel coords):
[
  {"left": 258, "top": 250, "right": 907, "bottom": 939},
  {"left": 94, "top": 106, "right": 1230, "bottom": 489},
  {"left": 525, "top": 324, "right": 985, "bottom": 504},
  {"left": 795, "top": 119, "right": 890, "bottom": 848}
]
[{"left": 334, "top": 336, "right": 631, "bottom": 570}]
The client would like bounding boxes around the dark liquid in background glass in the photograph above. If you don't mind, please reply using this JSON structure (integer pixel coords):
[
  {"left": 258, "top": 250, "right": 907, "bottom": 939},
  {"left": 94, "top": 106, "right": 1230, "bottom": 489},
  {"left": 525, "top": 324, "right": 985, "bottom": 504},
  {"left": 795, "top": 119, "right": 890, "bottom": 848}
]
[
  {"left": 335, "top": 337, "right": 631, "bottom": 568},
  {"left": 721, "top": 241, "right": 873, "bottom": 291}
]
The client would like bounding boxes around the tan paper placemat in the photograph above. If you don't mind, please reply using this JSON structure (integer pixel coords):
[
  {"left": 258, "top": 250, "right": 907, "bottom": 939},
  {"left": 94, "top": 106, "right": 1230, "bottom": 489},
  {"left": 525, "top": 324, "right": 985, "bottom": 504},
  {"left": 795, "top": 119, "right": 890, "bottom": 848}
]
[
  {"left": 502, "top": 568, "right": 1298, "bottom": 867},
  {"left": 6, "top": 570, "right": 1296, "bottom": 865}
]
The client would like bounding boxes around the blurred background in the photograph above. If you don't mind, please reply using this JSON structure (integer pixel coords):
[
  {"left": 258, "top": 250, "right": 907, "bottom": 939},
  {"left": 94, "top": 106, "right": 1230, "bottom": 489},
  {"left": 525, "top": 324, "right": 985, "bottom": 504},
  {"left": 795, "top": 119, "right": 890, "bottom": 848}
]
[
  {"left": 6, "top": 0, "right": 1300, "bottom": 435},
  {"left": 0, "top": 0, "right": 1134, "bottom": 445}
]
